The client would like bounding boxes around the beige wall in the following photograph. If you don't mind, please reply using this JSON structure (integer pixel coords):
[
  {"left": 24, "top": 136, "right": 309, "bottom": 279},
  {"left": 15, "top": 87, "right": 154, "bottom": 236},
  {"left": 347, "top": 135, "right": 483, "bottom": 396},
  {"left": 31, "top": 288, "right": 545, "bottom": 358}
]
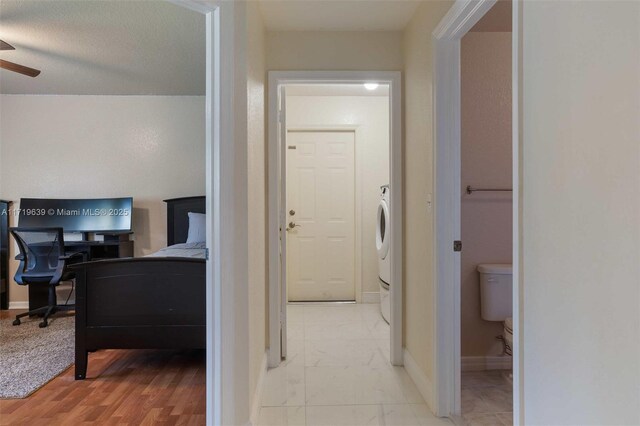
[
  {"left": 0, "top": 95, "right": 205, "bottom": 305},
  {"left": 246, "top": 0, "right": 267, "bottom": 419},
  {"left": 267, "top": 31, "right": 403, "bottom": 71},
  {"left": 217, "top": 3, "right": 250, "bottom": 422},
  {"left": 460, "top": 32, "right": 512, "bottom": 357},
  {"left": 402, "top": 0, "right": 453, "bottom": 403},
  {"left": 521, "top": 1, "right": 640, "bottom": 423},
  {"left": 286, "top": 94, "right": 390, "bottom": 298}
]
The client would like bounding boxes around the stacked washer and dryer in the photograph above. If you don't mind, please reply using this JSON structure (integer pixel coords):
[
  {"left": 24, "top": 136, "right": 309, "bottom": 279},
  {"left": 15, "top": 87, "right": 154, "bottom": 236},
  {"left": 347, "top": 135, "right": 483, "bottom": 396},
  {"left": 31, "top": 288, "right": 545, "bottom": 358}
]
[{"left": 376, "top": 185, "right": 391, "bottom": 323}]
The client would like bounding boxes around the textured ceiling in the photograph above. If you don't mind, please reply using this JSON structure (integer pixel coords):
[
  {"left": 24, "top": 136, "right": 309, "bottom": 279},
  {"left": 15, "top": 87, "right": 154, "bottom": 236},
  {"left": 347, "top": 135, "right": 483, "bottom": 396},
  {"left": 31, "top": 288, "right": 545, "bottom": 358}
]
[
  {"left": 0, "top": 1, "right": 205, "bottom": 95},
  {"left": 258, "top": 0, "right": 422, "bottom": 31}
]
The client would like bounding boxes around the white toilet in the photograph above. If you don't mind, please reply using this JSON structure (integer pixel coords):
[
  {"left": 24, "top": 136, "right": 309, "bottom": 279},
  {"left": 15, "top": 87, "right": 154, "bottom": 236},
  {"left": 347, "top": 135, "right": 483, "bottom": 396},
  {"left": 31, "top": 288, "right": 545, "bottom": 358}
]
[{"left": 477, "top": 264, "right": 513, "bottom": 354}]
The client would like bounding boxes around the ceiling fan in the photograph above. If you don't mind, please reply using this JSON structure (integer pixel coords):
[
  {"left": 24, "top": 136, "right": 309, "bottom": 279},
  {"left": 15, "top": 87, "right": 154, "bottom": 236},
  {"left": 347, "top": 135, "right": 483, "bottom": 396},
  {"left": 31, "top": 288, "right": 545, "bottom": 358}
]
[{"left": 0, "top": 39, "right": 41, "bottom": 77}]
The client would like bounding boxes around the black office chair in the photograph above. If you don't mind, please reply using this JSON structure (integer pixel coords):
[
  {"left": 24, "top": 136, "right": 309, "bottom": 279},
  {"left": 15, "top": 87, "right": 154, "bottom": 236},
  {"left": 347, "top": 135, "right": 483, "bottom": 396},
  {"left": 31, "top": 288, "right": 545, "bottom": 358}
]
[{"left": 10, "top": 227, "right": 84, "bottom": 328}]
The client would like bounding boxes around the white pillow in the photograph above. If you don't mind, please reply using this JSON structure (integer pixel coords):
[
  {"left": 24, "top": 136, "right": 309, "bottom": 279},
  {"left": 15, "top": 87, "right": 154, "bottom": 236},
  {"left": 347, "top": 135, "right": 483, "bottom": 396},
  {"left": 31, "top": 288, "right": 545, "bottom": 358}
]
[{"left": 186, "top": 212, "right": 206, "bottom": 243}]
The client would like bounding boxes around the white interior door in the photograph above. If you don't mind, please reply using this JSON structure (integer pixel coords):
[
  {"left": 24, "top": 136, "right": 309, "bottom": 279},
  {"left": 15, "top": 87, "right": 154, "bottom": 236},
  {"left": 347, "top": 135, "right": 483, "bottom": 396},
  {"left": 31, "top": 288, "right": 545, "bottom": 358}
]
[{"left": 286, "top": 131, "right": 356, "bottom": 301}]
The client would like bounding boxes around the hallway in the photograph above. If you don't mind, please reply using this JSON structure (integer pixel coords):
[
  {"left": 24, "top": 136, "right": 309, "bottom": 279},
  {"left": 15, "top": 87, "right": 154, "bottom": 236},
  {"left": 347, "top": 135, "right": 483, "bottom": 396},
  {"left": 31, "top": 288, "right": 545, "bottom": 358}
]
[{"left": 258, "top": 304, "right": 452, "bottom": 425}]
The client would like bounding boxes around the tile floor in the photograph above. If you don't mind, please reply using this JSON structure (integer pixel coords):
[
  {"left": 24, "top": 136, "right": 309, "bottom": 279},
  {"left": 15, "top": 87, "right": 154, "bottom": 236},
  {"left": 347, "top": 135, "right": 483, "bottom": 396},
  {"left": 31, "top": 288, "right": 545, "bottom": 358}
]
[
  {"left": 461, "top": 370, "right": 513, "bottom": 426},
  {"left": 258, "top": 303, "right": 453, "bottom": 426}
]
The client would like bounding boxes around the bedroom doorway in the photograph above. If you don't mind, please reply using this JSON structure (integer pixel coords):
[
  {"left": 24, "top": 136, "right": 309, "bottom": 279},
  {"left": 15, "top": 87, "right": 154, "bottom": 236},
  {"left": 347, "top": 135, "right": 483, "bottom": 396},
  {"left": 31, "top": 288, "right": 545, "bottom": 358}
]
[
  {"left": 267, "top": 72, "right": 403, "bottom": 369},
  {"left": 0, "top": 0, "right": 223, "bottom": 423}
]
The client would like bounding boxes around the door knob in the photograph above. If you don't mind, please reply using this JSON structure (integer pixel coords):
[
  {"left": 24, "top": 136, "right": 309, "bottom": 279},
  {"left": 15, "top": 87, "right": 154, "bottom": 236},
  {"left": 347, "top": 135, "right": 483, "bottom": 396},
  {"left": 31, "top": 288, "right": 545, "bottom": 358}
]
[
  {"left": 287, "top": 221, "right": 301, "bottom": 231},
  {"left": 289, "top": 209, "right": 296, "bottom": 216}
]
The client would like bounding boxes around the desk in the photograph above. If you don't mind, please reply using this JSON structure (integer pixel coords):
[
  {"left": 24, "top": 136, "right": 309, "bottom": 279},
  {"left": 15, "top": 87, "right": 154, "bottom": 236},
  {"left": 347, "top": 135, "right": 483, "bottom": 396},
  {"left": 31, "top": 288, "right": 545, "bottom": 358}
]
[
  {"left": 64, "top": 238, "right": 134, "bottom": 261},
  {"left": 28, "top": 236, "right": 133, "bottom": 312}
]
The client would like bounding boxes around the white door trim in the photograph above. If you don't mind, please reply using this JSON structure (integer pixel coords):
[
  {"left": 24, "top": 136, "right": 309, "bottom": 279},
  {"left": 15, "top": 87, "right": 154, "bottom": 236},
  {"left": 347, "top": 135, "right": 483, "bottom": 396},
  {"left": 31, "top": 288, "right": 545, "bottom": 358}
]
[
  {"left": 278, "top": 85, "right": 288, "bottom": 359},
  {"left": 287, "top": 126, "right": 362, "bottom": 304},
  {"left": 167, "top": 1, "right": 233, "bottom": 424},
  {"left": 432, "top": 0, "right": 519, "bottom": 420},
  {"left": 268, "top": 71, "right": 403, "bottom": 367},
  {"left": 512, "top": 1, "right": 523, "bottom": 424}
]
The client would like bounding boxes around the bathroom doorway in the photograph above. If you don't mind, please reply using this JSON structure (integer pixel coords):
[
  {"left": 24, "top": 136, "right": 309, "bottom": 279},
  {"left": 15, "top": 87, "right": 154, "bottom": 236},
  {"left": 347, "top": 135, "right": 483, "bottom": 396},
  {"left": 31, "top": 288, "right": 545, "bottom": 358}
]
[
  {"left": 433, "top": 0, "right": 518, "bottom": 422},
  {"left": 459, "top": 1, "right": 514, "bottom": 423}
]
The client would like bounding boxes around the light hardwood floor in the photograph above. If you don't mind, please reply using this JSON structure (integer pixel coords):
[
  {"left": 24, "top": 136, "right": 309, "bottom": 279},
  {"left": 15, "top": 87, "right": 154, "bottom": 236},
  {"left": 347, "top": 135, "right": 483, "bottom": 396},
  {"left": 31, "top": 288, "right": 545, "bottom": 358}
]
[{"left": 0, "top": 310, "right": 206, "bottom": 426}]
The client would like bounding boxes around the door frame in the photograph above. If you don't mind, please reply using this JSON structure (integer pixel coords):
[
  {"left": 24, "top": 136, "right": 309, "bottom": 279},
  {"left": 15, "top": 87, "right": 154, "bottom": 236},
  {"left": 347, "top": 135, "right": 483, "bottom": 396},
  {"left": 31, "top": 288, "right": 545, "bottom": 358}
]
[
  {"left": 167, "top": 1, "right": 232, "bottom": 424},
  {"left": 432, "top": 0, "right": 521, "bottom": 421},
  {"left": 286, "top": 126, "right": 362, "bottom": 304},
  {"left": 267, "top": 71, "right": 403, "bottom": 367}
]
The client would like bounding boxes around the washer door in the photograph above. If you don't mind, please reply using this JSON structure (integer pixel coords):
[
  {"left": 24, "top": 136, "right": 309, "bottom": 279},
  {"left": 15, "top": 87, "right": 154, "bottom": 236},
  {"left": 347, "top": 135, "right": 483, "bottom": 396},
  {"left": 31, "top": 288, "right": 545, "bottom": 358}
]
[{"left": 376, "top": 199, "right": 390, "bottom": 260}]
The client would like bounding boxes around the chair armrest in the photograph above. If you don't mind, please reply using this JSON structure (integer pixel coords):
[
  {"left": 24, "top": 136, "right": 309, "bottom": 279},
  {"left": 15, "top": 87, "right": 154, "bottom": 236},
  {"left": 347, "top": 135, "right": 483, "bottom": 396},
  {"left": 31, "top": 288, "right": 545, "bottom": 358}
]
[
  {"left": 61, "top": 252, "right": 88, "bottom": 263},
  {"left": 60, "top": 252, "right": 84, "bottom": 260}
]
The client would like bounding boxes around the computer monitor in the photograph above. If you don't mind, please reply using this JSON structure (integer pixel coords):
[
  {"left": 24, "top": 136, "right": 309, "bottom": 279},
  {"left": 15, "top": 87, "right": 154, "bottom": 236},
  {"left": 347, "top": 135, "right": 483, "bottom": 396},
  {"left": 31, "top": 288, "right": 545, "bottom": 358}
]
[{"left": 18, "top": 198, "right": 133, "bottom": 234}]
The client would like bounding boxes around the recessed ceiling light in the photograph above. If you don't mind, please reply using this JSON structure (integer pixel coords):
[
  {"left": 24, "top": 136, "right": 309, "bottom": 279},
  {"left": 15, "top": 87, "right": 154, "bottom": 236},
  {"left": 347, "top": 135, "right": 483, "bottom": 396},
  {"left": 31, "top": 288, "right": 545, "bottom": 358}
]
[{"left": 364, "top": 83, "right": 379, "bottom": 91}]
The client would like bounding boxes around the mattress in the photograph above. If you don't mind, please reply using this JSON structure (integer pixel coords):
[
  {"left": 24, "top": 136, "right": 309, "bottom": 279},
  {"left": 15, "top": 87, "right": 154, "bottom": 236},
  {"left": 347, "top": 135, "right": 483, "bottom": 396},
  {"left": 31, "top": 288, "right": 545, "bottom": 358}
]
[{"left": 146, "top": 242, "right": 206, "bottom": 259}]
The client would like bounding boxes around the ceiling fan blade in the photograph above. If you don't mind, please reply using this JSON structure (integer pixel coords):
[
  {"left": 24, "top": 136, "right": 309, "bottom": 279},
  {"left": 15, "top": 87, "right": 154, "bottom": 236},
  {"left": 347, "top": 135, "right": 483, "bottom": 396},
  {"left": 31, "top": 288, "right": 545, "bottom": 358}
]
[
  {"left": 0, "top": 40, "right": 15, "bottom": 51},
  {"left": 0, "top": 59, "right": 41, "bottom": 77}
]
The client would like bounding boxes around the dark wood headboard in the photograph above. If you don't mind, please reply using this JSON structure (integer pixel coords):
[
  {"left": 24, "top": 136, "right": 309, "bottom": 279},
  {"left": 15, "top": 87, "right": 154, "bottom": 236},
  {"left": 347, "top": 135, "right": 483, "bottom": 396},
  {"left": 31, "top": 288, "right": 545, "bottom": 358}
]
[{"left": 164, "top": 196, "right": 206, "bottom": 246}]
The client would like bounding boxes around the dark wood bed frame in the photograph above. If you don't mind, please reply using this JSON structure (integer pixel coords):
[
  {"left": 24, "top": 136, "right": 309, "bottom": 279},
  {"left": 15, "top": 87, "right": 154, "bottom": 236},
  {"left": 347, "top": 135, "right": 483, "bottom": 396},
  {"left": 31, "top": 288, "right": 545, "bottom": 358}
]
[{"left": 74, "top": 196, "right": 206, "bottom": 380}]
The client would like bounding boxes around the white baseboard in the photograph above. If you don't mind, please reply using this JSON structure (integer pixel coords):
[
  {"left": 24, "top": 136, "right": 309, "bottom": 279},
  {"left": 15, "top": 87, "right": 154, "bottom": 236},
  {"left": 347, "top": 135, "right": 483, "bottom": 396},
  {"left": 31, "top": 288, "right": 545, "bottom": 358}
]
[
  {"left": 462, "top": 355, "right": 512, "bottom": 371},
  {"left": 362, "top": 291, "right": 380, "bottom": 304},
  {"left": 250, "top": 351, "right": 268, "bottom": 425},
  {"left": 403, "top": 348, "right": 434, "bottom": 411},
  {"left": 8, "top": 301, "right": 28, "bottom": 310}
]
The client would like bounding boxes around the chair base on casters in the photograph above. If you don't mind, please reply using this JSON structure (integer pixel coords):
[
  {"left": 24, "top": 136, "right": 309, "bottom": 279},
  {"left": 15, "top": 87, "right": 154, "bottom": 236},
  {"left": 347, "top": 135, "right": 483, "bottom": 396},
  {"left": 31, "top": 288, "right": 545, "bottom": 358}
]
[{"left": 13, "top": 304, "right": 75, "bottom": 328}]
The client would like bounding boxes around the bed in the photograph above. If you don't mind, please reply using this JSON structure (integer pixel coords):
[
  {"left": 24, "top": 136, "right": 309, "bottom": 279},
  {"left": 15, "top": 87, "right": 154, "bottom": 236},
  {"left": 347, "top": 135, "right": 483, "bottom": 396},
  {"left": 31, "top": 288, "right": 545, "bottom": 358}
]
[{"left": 74, "top": 196, "right": 206, "bottom": 380}]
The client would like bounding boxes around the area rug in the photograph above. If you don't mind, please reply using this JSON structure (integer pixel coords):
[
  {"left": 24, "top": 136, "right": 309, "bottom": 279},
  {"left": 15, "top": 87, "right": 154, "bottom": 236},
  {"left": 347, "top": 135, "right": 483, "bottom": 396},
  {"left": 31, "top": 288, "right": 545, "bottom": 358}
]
[{"left": 0, "top": 315, "right": 74, "bottom": 398}]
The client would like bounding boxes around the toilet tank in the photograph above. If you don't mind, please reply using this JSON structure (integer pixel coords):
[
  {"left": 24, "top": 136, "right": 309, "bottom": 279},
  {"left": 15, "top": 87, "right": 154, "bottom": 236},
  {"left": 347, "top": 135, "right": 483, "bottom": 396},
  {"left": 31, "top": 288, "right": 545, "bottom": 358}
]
[{"left": 477, "top": 264, "right": 513, "bottom": 321}]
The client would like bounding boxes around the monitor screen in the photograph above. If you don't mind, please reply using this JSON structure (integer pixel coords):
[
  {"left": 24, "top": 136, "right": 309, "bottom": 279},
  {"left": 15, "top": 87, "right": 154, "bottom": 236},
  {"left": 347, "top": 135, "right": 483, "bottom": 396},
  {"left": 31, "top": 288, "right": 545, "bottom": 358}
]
[{"left": 18, "top": 198, "right": 133, "bottom": 233}]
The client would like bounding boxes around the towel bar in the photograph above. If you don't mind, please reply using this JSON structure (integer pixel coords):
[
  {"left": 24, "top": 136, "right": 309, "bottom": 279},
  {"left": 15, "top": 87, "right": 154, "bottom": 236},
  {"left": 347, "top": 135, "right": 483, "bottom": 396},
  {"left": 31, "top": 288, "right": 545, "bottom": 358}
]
[{"left": 466, "top": 186, "right": 513, "bottom": 195}]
